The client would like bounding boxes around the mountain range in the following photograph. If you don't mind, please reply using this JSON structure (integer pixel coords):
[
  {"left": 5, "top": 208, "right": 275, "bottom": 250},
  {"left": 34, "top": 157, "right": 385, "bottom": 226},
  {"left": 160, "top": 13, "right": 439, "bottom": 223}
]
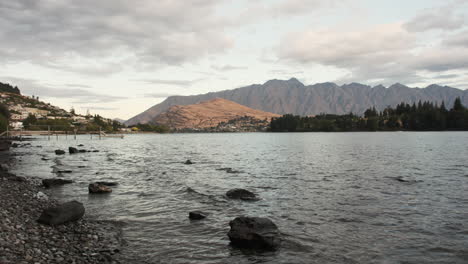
[{"left": 125, "top": 78, "right": 468, "bottom": 125}]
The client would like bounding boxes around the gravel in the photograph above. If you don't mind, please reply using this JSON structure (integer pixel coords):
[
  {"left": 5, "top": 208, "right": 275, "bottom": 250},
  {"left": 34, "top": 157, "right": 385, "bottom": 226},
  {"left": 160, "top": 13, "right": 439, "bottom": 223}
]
[{"left": 0, "top": 149, "right": 125, "bottom": 264}]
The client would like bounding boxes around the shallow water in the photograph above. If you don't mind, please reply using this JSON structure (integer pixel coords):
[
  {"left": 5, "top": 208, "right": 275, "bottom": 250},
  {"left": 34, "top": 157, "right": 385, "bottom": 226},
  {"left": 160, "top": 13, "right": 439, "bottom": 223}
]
[{"left": 11, "top": 132, "right": 468, "bottom": 264}]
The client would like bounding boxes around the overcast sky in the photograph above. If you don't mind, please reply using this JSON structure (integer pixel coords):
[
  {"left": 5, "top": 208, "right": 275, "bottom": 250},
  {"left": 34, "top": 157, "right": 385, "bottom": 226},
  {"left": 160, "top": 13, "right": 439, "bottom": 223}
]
[{"left": 1, "top": 0, "right": 467, "bottom": 119}]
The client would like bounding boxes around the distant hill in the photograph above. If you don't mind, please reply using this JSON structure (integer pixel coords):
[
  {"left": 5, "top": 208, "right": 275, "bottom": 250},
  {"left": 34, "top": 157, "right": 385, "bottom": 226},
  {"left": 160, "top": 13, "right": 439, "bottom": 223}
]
[
  {"left": 125, "top": 78, "right": 468, "bottom": 125},
  {"left": 0, "top": 82, "right": 21, "bottom": 94},
  {"left": 152, "top": 98, "right": 280, "bottom": 130}
]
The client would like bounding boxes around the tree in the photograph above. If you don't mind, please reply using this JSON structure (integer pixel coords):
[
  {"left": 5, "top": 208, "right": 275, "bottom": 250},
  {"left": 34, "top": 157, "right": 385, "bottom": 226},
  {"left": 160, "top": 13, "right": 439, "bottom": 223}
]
[
  {"left": 453, "top": 97, "right": 465, "bottom": 111},
  {"left": 23, "top": 114, "right": 37, "bottom": 129}
]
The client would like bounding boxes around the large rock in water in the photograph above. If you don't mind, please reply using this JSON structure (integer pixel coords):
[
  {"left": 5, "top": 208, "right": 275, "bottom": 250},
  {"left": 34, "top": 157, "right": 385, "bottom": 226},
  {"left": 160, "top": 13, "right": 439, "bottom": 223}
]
[
  {"left": 227, "top": 216, "right": 280, "bottom": 250},
  {"left": 42, "top": 178, "right": 73, "bottom": 188},
  {"left": 55, "top": 149, "right": 66, "bottom": 155},
  {"left": 88, "top": 183, "right": 112, "bottom": 193},
  {"left": 37, "top": 201, "right": 85, "bottom": 225},
  {"left": 226, "top": 188, "right": 258, "bottom": 201},
  {"left": 69, "top": 147, "right": 79, "bottom": 154},
  {"left": 189, "top": 211, "right": 207, "bottom": 220}
]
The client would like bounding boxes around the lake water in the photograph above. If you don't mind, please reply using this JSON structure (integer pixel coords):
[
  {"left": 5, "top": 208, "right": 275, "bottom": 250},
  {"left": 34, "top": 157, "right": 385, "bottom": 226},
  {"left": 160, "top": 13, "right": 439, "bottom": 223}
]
[{"left": 10, "top": 132, "right": 468, "bottom": 264}]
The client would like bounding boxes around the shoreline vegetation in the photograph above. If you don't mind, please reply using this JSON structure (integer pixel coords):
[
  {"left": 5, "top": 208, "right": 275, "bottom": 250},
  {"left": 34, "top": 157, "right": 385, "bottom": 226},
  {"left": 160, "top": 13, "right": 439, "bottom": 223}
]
[
  {"left": 269, "top": 98, "right": 468, "bottom": 132},
  {"left": 0, "top": 143, "right": 127, "bottom": 264}
]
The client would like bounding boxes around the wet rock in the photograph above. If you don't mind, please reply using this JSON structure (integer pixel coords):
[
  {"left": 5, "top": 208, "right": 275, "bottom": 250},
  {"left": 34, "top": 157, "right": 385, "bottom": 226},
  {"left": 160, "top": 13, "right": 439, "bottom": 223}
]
[
  {"left": 11, "top": 143, "right": 19, "bottom": 148},
  {"left": 189, "top": 211, "right": 207, "bottom": 220},
  {"left": 0, "top": 140, "right": 12, "bottom": 151},
  {"left": 69, "top": 147, "right": 79, "bottom": 154},
  {"left": 55, "top": 150, "right": 66, "bottom": 155},
  {"left": 227, "top": 216, "right": 280, "bottom": 250},
  {"left": 88, "top": 183, "right": 112, "bottom": 194},
  {"left": 42, "top": 179, "right": 73, "bottom": 188},
  {"left": 37, "top": 201, "right": 85, "bottom": 225},
  {"left": 4, "top": 174, "right": 26, "bottom": 182},
  {"left": 226, "top": 188, "right": 258, "bottom": 201},
  {"left": 0, "top": 163, "right": 9, "bottom": 171},
  {"left": 95, "top": 181, "right": 118, "bottom": 187},
  {"left": 78, "top": 144, "right": 84, "bottom": 147},
  {"left": 184, "top": 160, "right": 193, "bottom": 165},
  {"left": 79, "top": 149, "right": 87, "bottom": 153},
  {"left": 92, "top": 150, "right": 99, "bottom": 152},
  {"left": 57, "top": 170, "right": 73, "bottom": 173}
]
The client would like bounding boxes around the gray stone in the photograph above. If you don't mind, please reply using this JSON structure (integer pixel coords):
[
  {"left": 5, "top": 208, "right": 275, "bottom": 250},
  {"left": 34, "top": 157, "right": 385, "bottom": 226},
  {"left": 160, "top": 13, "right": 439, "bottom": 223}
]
[
  {"left": 68, "top": 147, "right": 79, "bottom": 154},
  {"left": 189, "top": 211, "right": 207, "bottom": 220},
  {"left": 37, "top": 201, "right": 85, "bottom": 225},
  {"left": 42, "top": 179, "right": 73, "bottom": 188},
  {"left": 55, "top": 150, "right": 66, "bottom": 155},
  {"left": 227, "top": 216, "right": 280, "bottom": 250},
  {"left": 88, "top": 183, "right": 112, "bottom": 194},
  {"left": 226, "top": 188, "right": 258, "bottom": 201}
]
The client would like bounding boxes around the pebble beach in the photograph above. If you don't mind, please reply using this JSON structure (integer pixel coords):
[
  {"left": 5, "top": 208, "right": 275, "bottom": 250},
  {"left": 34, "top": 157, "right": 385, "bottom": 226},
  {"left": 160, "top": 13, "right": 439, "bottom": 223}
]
[{"left": 0, "top": 142, "right": 125, "bottom": 264}]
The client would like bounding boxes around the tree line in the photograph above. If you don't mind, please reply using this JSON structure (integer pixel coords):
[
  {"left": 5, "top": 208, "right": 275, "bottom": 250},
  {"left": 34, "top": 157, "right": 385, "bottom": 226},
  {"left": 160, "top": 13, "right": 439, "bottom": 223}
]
[{"left": 269, "top": 98, "right": 468, "bottom": 132}]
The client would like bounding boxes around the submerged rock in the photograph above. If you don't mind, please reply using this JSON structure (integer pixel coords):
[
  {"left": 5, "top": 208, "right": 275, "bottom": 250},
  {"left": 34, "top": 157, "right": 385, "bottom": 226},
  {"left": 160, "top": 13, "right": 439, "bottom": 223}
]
[
  {"left": 69, "top": 147, "right": 79, "bottom": 154},
  {"left": 95, "top": 181, "right": 119, "bottom": 186},
  {"left": 55, "top": 150, "right": 66, "bottom": 155},
  {"left": 37, "top": 200, "right": 85, "bottom": 225},
  {"left": 79, "top": 149, "right": 87, "bottom": 153},
  {"left": 189, "top": 211, "right": 207, "bottom": 220},
  {"left": 78, "top": 144, "right": 84, "bottom": 147},
  {"left": 184, "top": 160, "right": 193, "bottom": 165},
  {"left": 57, "top": 170, "right": 73, "bottom": 173},
  {"left": 42, "top": 178, "right": 73, "bottom": 188},
  {"left": 227, "top": 216, "right": 280, "bottom": 250},
  {"left": 89, "top": 183, "right": 112, "bottom": 194},
  {"left": 226, "top": 188, "right": 258, "bottom": 201}
]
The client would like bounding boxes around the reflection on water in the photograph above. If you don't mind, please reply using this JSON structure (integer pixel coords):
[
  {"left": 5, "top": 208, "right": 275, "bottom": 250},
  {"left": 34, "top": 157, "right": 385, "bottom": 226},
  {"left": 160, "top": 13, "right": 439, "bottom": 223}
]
[{"left": 11, "top": 132, "right": 468, "bottom": 264}]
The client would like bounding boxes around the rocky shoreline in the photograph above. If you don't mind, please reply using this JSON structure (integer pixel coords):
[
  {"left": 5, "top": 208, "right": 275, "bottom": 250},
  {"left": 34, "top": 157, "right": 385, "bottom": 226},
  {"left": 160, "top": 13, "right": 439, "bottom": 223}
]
[{"left": 0, "top": 143, "right": 125, "bottom": 264}]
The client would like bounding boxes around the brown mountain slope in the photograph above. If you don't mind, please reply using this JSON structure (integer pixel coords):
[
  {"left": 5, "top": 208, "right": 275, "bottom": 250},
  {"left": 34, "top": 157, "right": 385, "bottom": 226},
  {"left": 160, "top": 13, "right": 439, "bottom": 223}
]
[{"left": 153, "top": 98, "right": 280, "bottom": 130}]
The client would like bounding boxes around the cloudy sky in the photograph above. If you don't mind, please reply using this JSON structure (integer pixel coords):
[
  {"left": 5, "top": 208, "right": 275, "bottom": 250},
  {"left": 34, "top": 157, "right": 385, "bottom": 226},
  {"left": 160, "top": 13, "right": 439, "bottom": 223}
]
[{"left": 1, "top": 0, "right": 467, "bottom": 119}]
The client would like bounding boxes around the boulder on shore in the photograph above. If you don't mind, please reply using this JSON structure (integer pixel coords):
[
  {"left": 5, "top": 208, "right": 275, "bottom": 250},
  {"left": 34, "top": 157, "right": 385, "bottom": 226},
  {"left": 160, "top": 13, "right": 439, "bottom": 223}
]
[
  {"left": 42, "top": 178, "right": 73, "bottom": 188},
  {"left": 55, "top": 149, "right": 66, "bottom": 155},
  {"left": 189, "top": 211, "right": 207, "bottom": 220},
  {"left": 69, "top": 147, "right": 79, "bottom": 154},
  {"left": 89, "top": 183, "right": 112, "bottom": 194},
  {"left": 37, "top": 200, "right": 85, "bottom": 225},
  {"left": 0, "top": 140, "right": 12, "bottom": 151},
  {"left": 227, "top": 216, "right": 280, "bottom": 250},
  {"left": 226, "top": 188, "right": 258, "bottom": 201}
]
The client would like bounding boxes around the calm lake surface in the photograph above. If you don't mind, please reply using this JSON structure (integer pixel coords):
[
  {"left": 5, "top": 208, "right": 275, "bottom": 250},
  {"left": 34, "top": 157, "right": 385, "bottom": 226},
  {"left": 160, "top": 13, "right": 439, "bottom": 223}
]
[{"left": 11, "top": 132, "right": 468, "bottom": 264}]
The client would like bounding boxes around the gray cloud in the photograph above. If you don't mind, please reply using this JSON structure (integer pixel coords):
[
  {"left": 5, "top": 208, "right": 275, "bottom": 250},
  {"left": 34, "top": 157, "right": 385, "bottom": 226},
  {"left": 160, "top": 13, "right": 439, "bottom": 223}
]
[
  {"left": 269, "top": 69, "right": 304, "bottom": 75},
  {"left": 211, "top": 64, "right": 248, "bottom": 71},
  {"left": 404, "top": 2, "right": 466, "bottom": 32},
  {"left": 277, "top": 20, "right": 468, "bottom": 86},
  {"left": 137, "top": 78, "right": 203, "bottom": 87},
  {"left": 66, "top": 84, "right": 92, "bottom": 88},
  {"left": 143, "top": 92, "right": 178, "bottom": 98},
  {"left": 3, "top": 77, "right": 125, "bottom": 103},
  {"left": 0, "top": 0, "right": 232, "bottom": 74}
]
